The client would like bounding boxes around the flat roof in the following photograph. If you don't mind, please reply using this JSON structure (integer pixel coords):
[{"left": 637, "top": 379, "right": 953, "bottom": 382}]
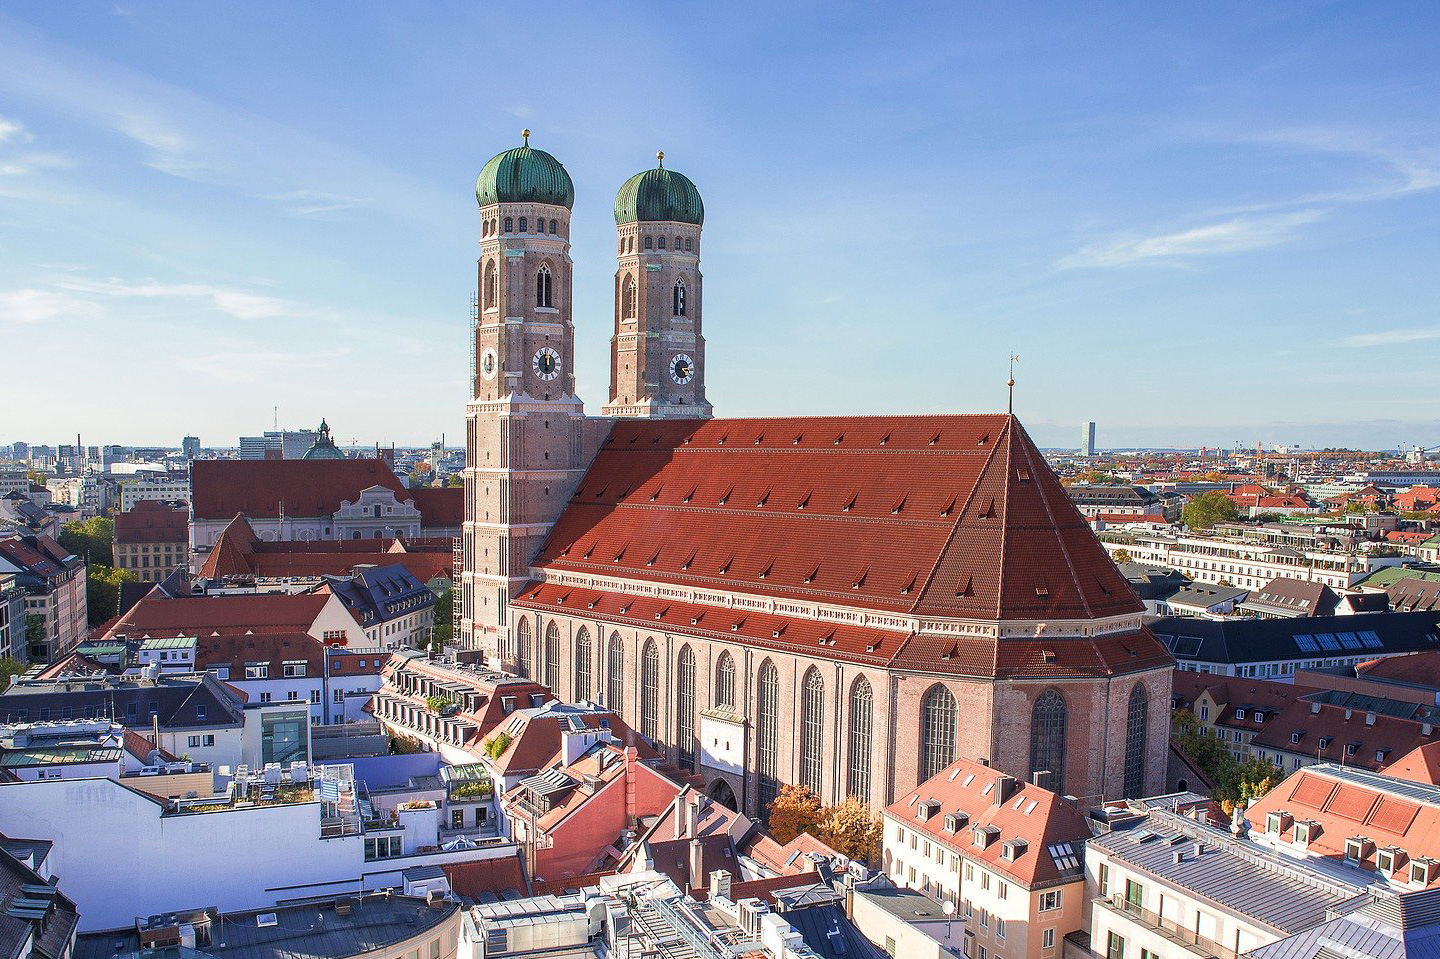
[{"left": 854, "top": 884, "right": 951, "bottom": 923}]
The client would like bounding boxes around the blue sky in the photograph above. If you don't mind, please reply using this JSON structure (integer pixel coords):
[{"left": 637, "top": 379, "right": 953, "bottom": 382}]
[{"left": 1, "top": 2, "right": 1438, "bottom": 450}]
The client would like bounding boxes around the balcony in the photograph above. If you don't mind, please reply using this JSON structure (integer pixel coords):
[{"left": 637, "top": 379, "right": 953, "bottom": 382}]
[{"left": 1096, "top": 896, "right": 1238, "bottom": 959}]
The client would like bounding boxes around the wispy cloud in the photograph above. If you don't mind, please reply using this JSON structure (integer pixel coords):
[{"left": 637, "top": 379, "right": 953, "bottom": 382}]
[
  {"left": 263, "top": 190, "right": 370, "bottom": 217},
  {"left": 0, "top": 152, "right": 77, "bottom": 177},
  {"left": 0, "top": 115, "right": 28, "bottom": 143},
  {"left": 55, "top": 277, "right": 308, "bottom": 320},
  {"left": 1060, "top": 210, "right": 1324, "bottom": 268},
  {"left": 177, "top": 347, "right": 352, "bottom": 384},
  {"left": 0, "top": 288, "right": 102, "bottom": 325},
  {"left": 1337, "top": 328, "right": 1440, "bottom": 348}
]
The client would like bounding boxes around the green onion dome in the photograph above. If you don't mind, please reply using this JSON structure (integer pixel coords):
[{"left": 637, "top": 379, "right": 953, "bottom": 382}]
[
  {"left": 476, "top": 131, "right": 575, "bottom": 209},
  {"left": 614, "top": 152, "right": 704, "bottom": 225}
]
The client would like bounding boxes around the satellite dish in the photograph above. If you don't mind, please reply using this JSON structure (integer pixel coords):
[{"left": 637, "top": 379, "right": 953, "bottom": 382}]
[{"left": 943, "top": 901, "right": 956, "bottom": 916}]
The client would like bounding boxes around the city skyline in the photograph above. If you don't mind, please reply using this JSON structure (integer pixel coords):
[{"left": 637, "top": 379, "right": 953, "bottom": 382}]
[{"left": 2, "top": 3, "right": 1439, "bottom": 448}]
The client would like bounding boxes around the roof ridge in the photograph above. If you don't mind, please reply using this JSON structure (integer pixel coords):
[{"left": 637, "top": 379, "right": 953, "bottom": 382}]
[{"left": 1016, "top": 420, "right": 1094, "bottom": 619}]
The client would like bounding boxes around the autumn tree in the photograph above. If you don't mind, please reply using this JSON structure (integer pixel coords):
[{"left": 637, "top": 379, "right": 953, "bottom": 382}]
[
  {"left": 1112, "top": 548, "right": 1133, "bottom": 565},
  {"left": 817, "top": 797, "right": 883, "bottom": 865},
  {"left": 767, "top": 783, "right": 825, "bottom": 843}
]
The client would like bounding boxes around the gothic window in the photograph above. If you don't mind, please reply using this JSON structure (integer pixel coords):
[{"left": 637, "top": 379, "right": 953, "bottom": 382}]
[
  {"left": 920, "top": 684, "right": 957, "bottom": 781},
  {"left": 848, "top": 676, "right": 873, "bottom": 802},
  {"left": 673, "top": 281, "right": 687, "bottom": 317},
  {"left": 544, "top": 621, "right": 560, "bottom": 692},
  {"left": 515, "top": 618, "right": 532, "bottom": 678},
  {"left": 641, "top": 639, "right": 660, "bottom": 741},
  {"left": 677, "top": 645, "right": 696, "bottom": 770},
  {"left": 757, "top": 660, "right": 780, "bottom": 815},
  {"left": 503, "top": 217, "right": 513, "bottom": 233},
  {"left": 1125, "top": 685, "right": 1149, "bottom": 798},
  {"left": 607, "top": 632, "right": 624, "bottom": 712},
  {"left": 800, "top": 668, "right": 824, "bottom": 794},
  {"left": 548, "top": 219, "right": 557, "bottom": 234},
  {"left": 1030, "top": 689, "right": 1067, "bottom": 794},
  {"left": 518, "top": 216, "right": 528, "bottom": 233},
  {"left": 622, "top": 275, "right": 637, "bottom": 319},
  {"left": 536, "top": 265, "right": 553, "bottom": 308},
  {"left": 627, "top": 236, "right": 634, "bottom": 253},
  {"left": 657, "top": 236, "right": 666, "bottom": 250},
  {"left": 574, "top": 626, "right": 592, "bottom": 701},
  {"left": 684, "top": 238, "right": 692, "bottom": 252},
  {"left": 714, "top": 651, "right": 736, "bottom": 710},
  {"left": 483, "top": 261, "right": 497, "bottom": 310},
  {"left": 644, "top": 235, "right": 653, "bottom": 251},
  {"left": 674, "top": 235, "right": 682, "bottom": 250}
]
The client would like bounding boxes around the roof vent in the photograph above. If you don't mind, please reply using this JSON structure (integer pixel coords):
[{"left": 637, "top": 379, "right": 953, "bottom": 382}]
[{"left": 1311, "top": 702, "right": 1322, "bottom": 714}]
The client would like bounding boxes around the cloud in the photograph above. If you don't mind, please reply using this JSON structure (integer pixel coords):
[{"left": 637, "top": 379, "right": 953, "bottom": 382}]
[
  {"left": 55, "top": 277, "right": 306, "bottom": 320},
  {"left": 0, "top": 288, "right": 102, "bottom": 325},
  {"left": 0, "top": 115, "right": 27, "bottom": 143},
  {"left": 263, "top": 190, "right": 370, "bottom": 217},
  {"left": 1060, "top": 210, "right": 1325, "bottom": 268},
  {"left": 176, "top": 347, "right": 351, "bottom": 384},
  {"left": 0, "top": 152, "right": 77, "bottom": 177},
  {"left": 1337, "top": 328, "right": 1440, "bottom": 348}
]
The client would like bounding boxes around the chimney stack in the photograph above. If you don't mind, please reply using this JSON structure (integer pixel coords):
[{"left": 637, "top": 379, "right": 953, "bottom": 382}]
[
  {"left": 689, "top": 837, "right": 704, "bottom": 892},
  {"left": 710, "top": 869, "right": 732, "bottom": 902},
  {"left": 994, "top": 773, "right": 1016, "bottom": 806}
]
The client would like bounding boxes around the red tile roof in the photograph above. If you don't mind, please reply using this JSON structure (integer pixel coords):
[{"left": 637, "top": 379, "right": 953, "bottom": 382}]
[
  {"left": 195, "top": 632, "right": 326, "bottom": 677},
  {"left": 408, "top": 487, "right": 463, "bottom": 528},
  {"left": 441, "top": 852, "right": 528, "bottom": 898},
  {"left": 1357, "top": 650, "right": 1440, "bottom": 686},
  {"left": 106, "top": 591, "right": 337, "bottom": 639},
  {"left": 114, "top": 502, "right": 189, "bottom": 544},
  {"left": 1383, "top": 742, "right": 1440, "bottom": 786},
  {"left": 530, "top": 415, "right": 1142, "bottom": 622},
  {"left": 197, "top": 512, "right": 453, "bottom": 583},
  {"left": 190, "top": 458, "right": 408, "bottom": 520},
  {"left": 1389, "top": 580, "right": 1440, "bottom": 613},
  {"left": 886, "top": 756, "right": 1092, "bottom": 888},
  {"left": 1250, "top": 699, "right": 1435, "bottom": 771}
]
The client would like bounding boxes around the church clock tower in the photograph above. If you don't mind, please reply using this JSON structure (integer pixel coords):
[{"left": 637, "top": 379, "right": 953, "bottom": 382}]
[
  {"left": 460, "top": 132, "right": 606, "bottom": 661},
  {"left": 603, "top": 153, "right": 712, "bottom": 419}
]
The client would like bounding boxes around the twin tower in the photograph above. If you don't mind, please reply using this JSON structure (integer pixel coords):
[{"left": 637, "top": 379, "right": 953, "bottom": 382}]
[{"left": 460, "top": 132, "right": 712, "bottom": 656}]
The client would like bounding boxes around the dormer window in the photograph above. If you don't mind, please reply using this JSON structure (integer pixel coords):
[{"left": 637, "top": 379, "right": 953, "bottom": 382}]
[
  {"left": 1346, "top": 837, "right": 1372, "bottom": 863},
  {"left": 943, "top": 812, "right": 969, "bottom": 834},
  {"left": 1294, "top": 820, "right": 1320, "bottom": 846},
  {"left": 1235, "top": 709, "right": 1246, "bottom": 720},
  {"left": 973, "top": 825, "right": 999, "bottom": 849},
  {"left": 1378, "top": 847, "right": 1407, "bottom": 877},
  {"left": 1267, "top": 811, "right": 1292, "bottom": 836},
  {"left": 1000, "top": 839, "right": 1027, "bottom": 861},
  {"left": 1344, "top": 743, "right": 1358, "bottom": 757},
  {"left": 1318, "top": 736, "right": 1332, "bottom": 750},
  {"left": 918, "top": 799, "right": 940, "bottom": 821},
  {"left": 1411, "top": 859, "right": 1436, "bottom": 886},
  {"left": 1291, "top": 731, "right": 1304, "bottom": 745}
]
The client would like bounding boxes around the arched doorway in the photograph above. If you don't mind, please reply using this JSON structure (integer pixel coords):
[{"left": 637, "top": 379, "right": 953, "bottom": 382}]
[{"left": 708, "top": 778, "right": 738, "bottom": 811}]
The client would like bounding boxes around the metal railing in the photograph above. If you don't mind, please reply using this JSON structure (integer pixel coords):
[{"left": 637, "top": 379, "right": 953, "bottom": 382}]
[{"left": 1097, "top": 896, "right": 1238, "bottom": 959}]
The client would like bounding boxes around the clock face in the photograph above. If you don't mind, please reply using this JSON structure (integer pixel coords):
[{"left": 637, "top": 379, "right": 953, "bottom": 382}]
[
  {"left": 532, "top": 347, "right": 561, "bottom": 381},
  {"left": 670, "top": 353, "right": 695, "bottom": 385},
  {"left": 480, "top": 347, "right": 498, "bottom": 381}
]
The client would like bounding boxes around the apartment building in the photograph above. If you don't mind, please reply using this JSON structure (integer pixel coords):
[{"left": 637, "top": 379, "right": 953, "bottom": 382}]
[
  {"left": 881, "top": 757, "right": 1092, "bottom": 959},
  {"left": 116, "top": 472, "right": 190, "bottom": 510},
  {"left": 324, "top": 564, "right": 436, "bottom": 649},
  {"left": 1170, "top": 672, "right": 1314, "bottom": 762},
  {"left": 1102, "top": 532, "right": 1378, "bottom": 591},
  {"left": 0, "top": 533, "right": 87, "bottom": 662},
  {"left": 114, "top": 501, "right": 190, "bottom": 583}
]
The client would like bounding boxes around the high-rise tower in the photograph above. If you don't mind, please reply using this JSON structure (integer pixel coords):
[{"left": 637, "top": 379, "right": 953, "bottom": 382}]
[
  {"left": 460, "top": 133, "right": 607, "bottom": 660},
  {"left": 603, "top": 153, "right": 712, "bottom": 419}
]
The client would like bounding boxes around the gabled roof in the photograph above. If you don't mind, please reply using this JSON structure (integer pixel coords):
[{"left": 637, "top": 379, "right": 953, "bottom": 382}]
[
  {"left": 0, "top": 835, "right": 79, "bottom": 959},
  {"left": 1244, "top": 577, "right": 1340, "bottom": 617},
  {"left": 190, "top": 458, "right": 408, "bottom": 520},
  {"left": 113, "top": 502, "right": 188, "bottom": 544},
  {"left": 1390, "top": 579, "right": 1440, "bottom": 613},
  {"left": 531, "top": 415, "right": 1142, "bottom": 622},
  {"left": 106, "top": 591, "right": 338, "bottom": 639},
  {"left": 408, "top": 487, "right": 464, "bottom": 528}
]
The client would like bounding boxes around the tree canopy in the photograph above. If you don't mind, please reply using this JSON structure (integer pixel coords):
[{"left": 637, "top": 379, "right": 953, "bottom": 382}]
[
  {"left": 767, "top": 783, "right": 825, "bottom": 844},
  {"left": 1182, "top": 491, "right": 1240, "bottom": 530},
  {"left": 60, "top": 516, "right": 115, "bottom": 567},
  {"left": 86, "top": 564, "right": 138, "bottom": 625},
  {"left": 1172, "top": 709, "right": 1281, "bottom": 809}
]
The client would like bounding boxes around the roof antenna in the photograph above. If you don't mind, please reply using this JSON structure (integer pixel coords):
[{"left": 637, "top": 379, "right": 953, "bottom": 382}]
[{"left": 1007, "top": 354, "right": 1019, "bottom": 415}]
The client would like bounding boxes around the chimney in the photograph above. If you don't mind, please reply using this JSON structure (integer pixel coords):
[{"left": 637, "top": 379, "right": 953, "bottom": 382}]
[
  {"left": 1031, "top": 770, "right": 1052, "bottom": 790},
  {"left": 710, "top": 869, "right": 732, "bottom": 902},
  {"left": 624, "top": 746, "right": 639, "bottom": 826},
  {"left": 994, "top": 773, "right": 1016, "bottom": 806},
  {"left": 689, "top": 837, "right": 704, "bottom": 892},
  {"left": 1365, "top": 712, "right": 1376, "bottom": 727},
  {"left": 677, "top": 791, "right": 691, "bottom": 838}
]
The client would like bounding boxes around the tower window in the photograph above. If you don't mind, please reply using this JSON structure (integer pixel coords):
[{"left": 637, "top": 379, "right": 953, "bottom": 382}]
[
  {"left": 657, "top": 236, "right": 666, "bottom": 250},
  {"left": 623, "top": 275, "right": 637, "bottom": 319},
  {"left": 644, "top": 236, "right": 653, "bottom": 251},
  {"left": 673, "top": 281, "right": 687, "bottom": 316},
  {"left": 503, "top": 217, "right": 513, "bottom": 233},
  {"left": 518, "top": 216, "right": 528, "bottom": 233},
  {"left": 674, "top": 235, "right": 682, "bottom": 250},
  {"left": 548, "top": 219, "right": 557, "bottom": 234},
  {"left": 483, "top": 260, "right": 497, "bottom": 310},
  {"left": 536, "top": 265, "right": 553, "bottom": 308},
  {"left": 685, "top": 238, "right": 692, "bottom": 252}
]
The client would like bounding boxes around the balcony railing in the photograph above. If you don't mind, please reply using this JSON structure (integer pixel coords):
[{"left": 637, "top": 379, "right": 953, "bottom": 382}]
[{"left": 1096, "top": 896, "right": 1238, "bottom": 959}]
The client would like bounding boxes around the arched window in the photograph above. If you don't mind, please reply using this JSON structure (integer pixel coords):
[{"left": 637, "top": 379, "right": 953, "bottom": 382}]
[
  {"left": 920, "top": 685, "right": 957, "bottom": 781},
  {"left": 515, "top": 618, "right": 532, "bottom": 678},
  {"left": 674, "top": 235, "right": 682, "bottom": 251},
  {"left": 627, "top": 236, "right": 634, "bottom": 253},
  {"left": 607, "top": 632, "right": 624, "bottom": 712},
  {"left": 622, "top": 276, "right": 637, "bottom": 319},
  {"left": 483, "top": 261, "right": 497, "bottom": 310},
  {"left": 677, "top": 645, "right": 696, "bottom": 770},
  {"left": 548, "top": 219, "right": 557, "bottom": 234},
  {"left": 535, "top": 265, "right": 553, "bottom": 308},
  {"left": 657, "top": 236, "right": 666, "bottom": 250},
  {"left": 1030, "top": 689, "right": 1067, "bottom": 794},
  {"left": 684, "top": 238, "right": 692, "bottom": 252},
  {"left": 714, "top": 652, "right": 736, "bottom": 710},
  {"left": 518, "top": 216, "right": 527, "bottom": 233},
  {"left": 848, "top": 676, "right": 873, "bottom": 802},
  {"left": 673, "top": 281, "right": 686, "bottom": 317},
  {"left": 643, "top": 235, "right": 653, "bottom": 251},
  {"left": 640, "top": 640, "right": 660, "bottom": 741},
  {"left": 503, "top": 217, "right": 513, "bottom": 233},
  {"left": 573, "top": 626, "right": 592, "bottom": 701},
  {"left": 800, "top": 668, "right": 824, "bottom": 794},
  {"left": 757, "top": 660, "right": 779, "bottom": 815},
  {"left": 544, "top": 621, "right": 560, "bottom": 692},
  {"left": 1125, "top": 685, "right": 1149, "bottom": 798}
]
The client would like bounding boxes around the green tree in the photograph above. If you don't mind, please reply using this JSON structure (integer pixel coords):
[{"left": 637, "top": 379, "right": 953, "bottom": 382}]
[
  {"left": 1182, "top": 492, "right": 1241, "bottom": 530},
  {"left": 445, "top": 474, "right": 464, "bottom": 488},
  {"left": 431, "top": 587, "right": 454, "bottom": 652},
  {"left": 24, "top": 615, "right": 46, "bottom": 657},
  {"left": 767, "top": 783, "right": 825, "bottom": 843},
  {"left": 85, "top": 565, "right": 137, "bottom": 626},
  {"left": 1171, "top": 709, "right": 1280, "bottom": 808},
  {"left": 59, "top": 516, "right": 115, "bottom": 567},
  {"left": 0, "top": 657, "right": 26, "bottom": 690}
]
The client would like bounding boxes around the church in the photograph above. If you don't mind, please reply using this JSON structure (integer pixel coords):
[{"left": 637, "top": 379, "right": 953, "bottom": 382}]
[{"left": 457, "top": 133, "right": 1174, "bottom": 816}]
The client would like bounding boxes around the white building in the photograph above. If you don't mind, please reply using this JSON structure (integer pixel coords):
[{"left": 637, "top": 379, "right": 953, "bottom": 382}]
[
  {"left": 1103, "top": 532, "right": 1379, "bottom": 591},
  {"left": 118, "top": 473, "right": 191, "bottom": 510}
]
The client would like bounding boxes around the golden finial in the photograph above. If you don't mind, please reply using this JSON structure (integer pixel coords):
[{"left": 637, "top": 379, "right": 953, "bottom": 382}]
[
  {"left": 656, "top": 150, "right": 665, "bottom": 168},
  {"left": 522, "top": 128, "right": 531, "bottom": 145},
  {"left": 1007, "top": 353, "right": 1019, "bottom": 415}
]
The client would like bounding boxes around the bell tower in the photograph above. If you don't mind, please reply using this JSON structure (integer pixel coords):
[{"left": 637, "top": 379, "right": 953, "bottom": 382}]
[
  {"left": 604, "top": 153, "right": 712, "bottom": 419},
  {"left": 460, "top": 132, "right": 605, "bottom": 662}
]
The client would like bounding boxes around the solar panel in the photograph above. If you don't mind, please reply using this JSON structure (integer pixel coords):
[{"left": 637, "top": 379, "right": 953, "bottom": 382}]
[
  {"left": 1359, "top": 630, "right": 1383, "bottom": 649},
  {"left": 1315, "top": 633, "right": 1340, "bottom": 651},
  {"left": 1294, "top": 634, "right": 1319, "bottom": 653},
  {"left": 1337, "top": 632, "right": 1361, "bottom": 651},
  {"left": 1174, "top": 636, "right": 1203, "bottom": 657}
]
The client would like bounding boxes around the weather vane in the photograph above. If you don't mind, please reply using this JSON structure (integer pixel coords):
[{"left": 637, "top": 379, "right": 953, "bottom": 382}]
[{"left": 1008, "top": 353, "right": 1019, "bottom": 415}]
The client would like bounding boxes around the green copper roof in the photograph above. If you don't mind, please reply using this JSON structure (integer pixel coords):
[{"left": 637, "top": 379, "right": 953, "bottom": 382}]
[
  {"left": 476, "top": 136, "right": 575, "bottom": 210},
  {"left": 614, "top": 158, "right": 703, "bottom": 226},
  {"left": 301, "top": 419, "right": 346, "bottom": 460}
]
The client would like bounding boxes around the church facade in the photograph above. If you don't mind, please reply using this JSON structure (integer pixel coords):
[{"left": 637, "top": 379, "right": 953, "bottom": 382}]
[{"left": 459, "top": 135, "right": 1174, "bottom": 816}]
